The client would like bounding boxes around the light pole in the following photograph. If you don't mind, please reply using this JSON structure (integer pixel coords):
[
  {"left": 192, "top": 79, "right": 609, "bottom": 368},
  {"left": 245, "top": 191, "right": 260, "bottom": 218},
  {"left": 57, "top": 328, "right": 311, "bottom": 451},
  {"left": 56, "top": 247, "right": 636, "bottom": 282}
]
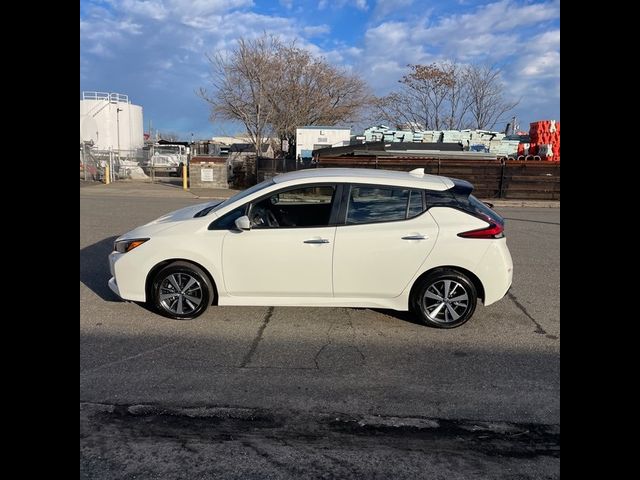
[{"left": 116, "top": 107, "right": 123, "bottom": 157}]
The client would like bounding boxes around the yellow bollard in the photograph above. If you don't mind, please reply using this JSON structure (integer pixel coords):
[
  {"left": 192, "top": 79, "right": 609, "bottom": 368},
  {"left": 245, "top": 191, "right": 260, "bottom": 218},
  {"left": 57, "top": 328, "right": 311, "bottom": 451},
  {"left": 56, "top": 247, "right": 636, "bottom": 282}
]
[
  {"left": 105, "top": 164, "right": 110, "bottom": 185},
  {"left": 183, "top": 164, "right": 188, "bottom": 190}
]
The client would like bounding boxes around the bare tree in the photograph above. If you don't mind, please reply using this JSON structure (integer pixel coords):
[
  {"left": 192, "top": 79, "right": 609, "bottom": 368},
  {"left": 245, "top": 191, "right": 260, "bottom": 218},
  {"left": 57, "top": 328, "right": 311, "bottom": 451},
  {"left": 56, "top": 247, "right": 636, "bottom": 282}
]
[
  {"left": 441, "top": 62, "right": 472, "bottom": 130},
  {"left": 266, "top": 43, "right": 371, "bottom": 157},
  {"left": 200, "top": 34, "right": 372, "bottom": 168},
  {"left": 372, "top": 91, "right": 428, "bottom": 132},
  {"left": 373, "top": 62, "right": 517, "bottom": 132},
  {"left": 156, "top": 131, "right": 182, "bottom": 142},
  {"left": 199, "top": 35, "right": 280, "bottom": 181},
  {"left": 465, "top": 64, "right": 519, "bottom": 130},
  {"left": 374, "top": 63, "right": 456, "bottom": 131}
]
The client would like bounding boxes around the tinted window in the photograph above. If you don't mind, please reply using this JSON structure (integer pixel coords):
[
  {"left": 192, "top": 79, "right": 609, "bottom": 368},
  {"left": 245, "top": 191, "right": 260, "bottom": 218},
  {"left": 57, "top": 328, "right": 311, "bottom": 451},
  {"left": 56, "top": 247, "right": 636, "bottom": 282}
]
[
  {"left": 407, "top": 190, "right": 425, "bottom": 218},
  {"left": 274, "top": 186, "right": 334, "bottom": 205},
  {"left": 346, "top": 186, "right": 409, "bottom": 224},
  {"left": 251, "top": 185, "right": 336, "bottom": 228},
  {"left": 468, "top": 194, "right": 504, "bottom": 225},
  {"left": 425, "top": 190, "right": 504, "bottom": 226},
  {"left": 208, "top": 205, "right": 246, "bottom": 230},
  {"left": 425, "top": 190, "right": 458, "bottom": 208}
]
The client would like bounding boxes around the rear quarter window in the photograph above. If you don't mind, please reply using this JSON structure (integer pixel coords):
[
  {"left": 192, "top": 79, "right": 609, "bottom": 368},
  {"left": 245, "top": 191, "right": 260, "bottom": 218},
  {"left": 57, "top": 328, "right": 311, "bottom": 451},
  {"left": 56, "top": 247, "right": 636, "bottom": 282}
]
[{"left": 467, "top": 195, "right": 504, "bottom": 225}]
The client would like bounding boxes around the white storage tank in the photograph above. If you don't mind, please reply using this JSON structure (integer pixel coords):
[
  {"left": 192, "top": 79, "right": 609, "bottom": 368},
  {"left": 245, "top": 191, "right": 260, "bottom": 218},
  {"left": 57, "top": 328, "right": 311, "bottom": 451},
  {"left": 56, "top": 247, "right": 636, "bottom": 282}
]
[{"left": 80, "top": 92, "right": 143, "bottom": 152}]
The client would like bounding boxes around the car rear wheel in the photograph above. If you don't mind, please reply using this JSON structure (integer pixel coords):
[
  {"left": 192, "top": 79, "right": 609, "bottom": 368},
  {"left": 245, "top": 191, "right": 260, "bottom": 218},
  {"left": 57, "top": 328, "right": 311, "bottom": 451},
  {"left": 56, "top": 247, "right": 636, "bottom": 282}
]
[
  {"left": 412, "top": 270, "right": 477, "bottom": 328},
  {"left": 151, "top": 262, "right": 212, "bottom": 319}
]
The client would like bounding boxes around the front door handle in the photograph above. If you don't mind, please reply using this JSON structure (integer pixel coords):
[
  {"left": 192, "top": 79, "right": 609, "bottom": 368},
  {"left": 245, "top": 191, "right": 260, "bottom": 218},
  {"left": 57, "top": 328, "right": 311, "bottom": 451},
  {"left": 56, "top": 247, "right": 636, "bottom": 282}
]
[
  {"left": 304, "top": 239, "right": 330, "bottom": 244},
  {"left": 402, "top": 234, "right": 428, "bottom": 240}
]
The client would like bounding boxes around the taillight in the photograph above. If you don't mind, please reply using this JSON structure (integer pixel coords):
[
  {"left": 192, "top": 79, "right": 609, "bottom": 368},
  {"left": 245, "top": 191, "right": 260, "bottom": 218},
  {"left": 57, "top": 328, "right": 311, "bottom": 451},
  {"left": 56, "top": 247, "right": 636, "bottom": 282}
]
[{"left": 458, "top": 214, "right": 505, "bottom": 239}]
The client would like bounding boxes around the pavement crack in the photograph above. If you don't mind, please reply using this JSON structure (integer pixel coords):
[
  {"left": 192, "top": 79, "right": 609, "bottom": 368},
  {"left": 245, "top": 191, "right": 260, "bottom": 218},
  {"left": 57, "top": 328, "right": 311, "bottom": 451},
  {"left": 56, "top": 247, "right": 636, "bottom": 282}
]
[
  {"left": 345, "top": 309, "right": 366, "bottom": 362},
  {"left": 314, "top": 318, "right": 337, "bottom": 370},
  {"left": 313, "top": 342, "right": 330, "bottom": 370},
  {"left": 241, "top": 440, "right": 291, "bottom": 473},
  {"left": 80, "top": 340, "right": 182, "bottom": 375},
  {"left": 508, "top": 291, "right": 547, "bottom": 335},
  {"left": 240, "top": 306, "right": 274, "bottom": 368}
]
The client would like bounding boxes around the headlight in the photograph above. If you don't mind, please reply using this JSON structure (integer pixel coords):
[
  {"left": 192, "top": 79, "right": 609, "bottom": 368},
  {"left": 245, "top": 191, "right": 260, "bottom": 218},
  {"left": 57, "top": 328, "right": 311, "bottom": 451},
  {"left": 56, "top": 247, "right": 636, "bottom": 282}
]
[{"left": 114, "top": 238, "right": 149, "bottom": 253}]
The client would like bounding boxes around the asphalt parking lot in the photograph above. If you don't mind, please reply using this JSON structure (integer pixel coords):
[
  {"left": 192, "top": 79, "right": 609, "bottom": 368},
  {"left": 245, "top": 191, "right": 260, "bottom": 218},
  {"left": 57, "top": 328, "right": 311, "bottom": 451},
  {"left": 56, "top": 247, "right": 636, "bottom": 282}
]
[{"left": 80, "top": 181, "right": 559, "bottom": 479}]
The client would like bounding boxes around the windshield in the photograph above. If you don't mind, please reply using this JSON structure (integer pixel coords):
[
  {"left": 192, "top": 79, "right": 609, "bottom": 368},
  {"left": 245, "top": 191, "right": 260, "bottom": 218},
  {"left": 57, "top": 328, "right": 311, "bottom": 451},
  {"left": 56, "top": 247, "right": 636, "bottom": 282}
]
[
  {"left": 209, "top": 178, "right": 276, "bottom": 215},
  {"left": 155, "top": 146, "right": 181, "bottom": 154}
]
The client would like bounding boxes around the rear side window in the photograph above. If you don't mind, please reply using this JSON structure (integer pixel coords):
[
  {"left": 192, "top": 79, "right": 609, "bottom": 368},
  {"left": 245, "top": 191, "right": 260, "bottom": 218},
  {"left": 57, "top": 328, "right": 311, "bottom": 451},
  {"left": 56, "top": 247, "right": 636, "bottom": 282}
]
[
  {"left": 467, "top": 194, "right": 504, "bottom": 225},
  {"left": 426, "top": 190, "right": 504, "bottom": 225},
  {"left": 346, "top": 186, "right": 425, "bottom": 225}
]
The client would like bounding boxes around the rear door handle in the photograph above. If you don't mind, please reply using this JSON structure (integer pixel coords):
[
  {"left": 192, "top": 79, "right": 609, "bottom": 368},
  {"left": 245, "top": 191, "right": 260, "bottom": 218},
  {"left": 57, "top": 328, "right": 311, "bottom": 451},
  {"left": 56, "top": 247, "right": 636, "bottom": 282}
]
[
  {"left": 304, "top": 239, "right": 330, "bottom": 244},
  {"left": 402, "top": 235, "right": 428, "bottom": 240}
]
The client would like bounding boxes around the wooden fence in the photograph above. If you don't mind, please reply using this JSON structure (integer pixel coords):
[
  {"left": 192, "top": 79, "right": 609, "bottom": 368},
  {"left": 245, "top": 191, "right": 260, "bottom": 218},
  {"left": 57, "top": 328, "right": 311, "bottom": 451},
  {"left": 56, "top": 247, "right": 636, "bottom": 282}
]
[{"left": 315, "top": 156, "right": 560, "bottom": 200}]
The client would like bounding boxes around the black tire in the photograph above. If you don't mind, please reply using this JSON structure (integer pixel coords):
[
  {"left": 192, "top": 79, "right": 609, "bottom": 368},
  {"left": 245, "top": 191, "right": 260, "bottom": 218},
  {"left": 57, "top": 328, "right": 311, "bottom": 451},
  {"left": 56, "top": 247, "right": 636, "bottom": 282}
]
[
  {"left": 412, "top": 269, "right": 477, "bottom": 328},
  {"left": 151, "top": 261, "right": 213, "bottom": 320}
]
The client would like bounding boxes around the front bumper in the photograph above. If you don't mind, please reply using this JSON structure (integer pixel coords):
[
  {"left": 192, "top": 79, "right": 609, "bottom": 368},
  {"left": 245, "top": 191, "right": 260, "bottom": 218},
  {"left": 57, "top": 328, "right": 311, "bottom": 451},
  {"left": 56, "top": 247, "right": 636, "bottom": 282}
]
[
  {"left": 108, "top": 276, "right": 121, "bottom": 297},
  {"left": 108, "top": 250, "right": 147, "bottom": 302}
]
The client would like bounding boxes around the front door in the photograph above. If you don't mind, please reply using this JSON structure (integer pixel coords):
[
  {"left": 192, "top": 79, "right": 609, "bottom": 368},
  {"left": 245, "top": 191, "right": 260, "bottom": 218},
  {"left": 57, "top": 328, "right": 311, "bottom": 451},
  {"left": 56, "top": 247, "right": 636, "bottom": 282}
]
[{"left": 222, "top": 184, "right": 338, "bottom": 297}]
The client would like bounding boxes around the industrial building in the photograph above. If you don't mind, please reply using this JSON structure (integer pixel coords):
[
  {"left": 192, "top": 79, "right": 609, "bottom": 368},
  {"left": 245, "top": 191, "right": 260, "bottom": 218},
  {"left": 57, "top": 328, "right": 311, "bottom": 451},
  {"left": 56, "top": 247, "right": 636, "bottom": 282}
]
[{"left": 295, "top": 126, "right": 351, "bottom": 160}]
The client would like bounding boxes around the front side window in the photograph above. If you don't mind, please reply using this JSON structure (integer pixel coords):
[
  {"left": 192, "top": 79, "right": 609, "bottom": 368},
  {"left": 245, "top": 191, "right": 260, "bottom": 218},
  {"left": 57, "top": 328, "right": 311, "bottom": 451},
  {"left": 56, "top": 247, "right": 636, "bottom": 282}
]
[
  {"left": 250, "top": 185, "right": 336, "bottom": 228},
  {"left": 208, "top": 205, "right": 246, "bottom": 230},
  {"left": 346, "top": 186, "right": 425, "bottom": 225}
]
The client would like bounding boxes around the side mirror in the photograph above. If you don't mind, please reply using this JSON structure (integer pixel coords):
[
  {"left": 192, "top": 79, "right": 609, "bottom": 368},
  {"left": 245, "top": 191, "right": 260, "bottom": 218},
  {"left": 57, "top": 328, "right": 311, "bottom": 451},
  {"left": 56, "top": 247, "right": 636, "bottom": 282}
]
[{"left": 234, "top": 215, "right": 251, "bottom": 231}]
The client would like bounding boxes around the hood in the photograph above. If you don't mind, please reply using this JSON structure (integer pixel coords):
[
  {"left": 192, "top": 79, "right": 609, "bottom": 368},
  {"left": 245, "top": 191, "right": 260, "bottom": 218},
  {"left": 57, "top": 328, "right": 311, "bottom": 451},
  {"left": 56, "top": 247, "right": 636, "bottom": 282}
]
[
  {"left": 117, "top": 200, "right": 223, "bottom": 241},
  {"left": 144, "top": 200, "right": 224, "bottom": 225}
]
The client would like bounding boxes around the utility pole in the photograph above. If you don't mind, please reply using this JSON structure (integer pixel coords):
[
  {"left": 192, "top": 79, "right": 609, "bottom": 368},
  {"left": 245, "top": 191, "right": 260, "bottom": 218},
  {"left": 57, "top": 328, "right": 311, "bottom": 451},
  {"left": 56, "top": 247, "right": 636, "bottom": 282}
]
[{"left": 116, "top": 107, "right": 123, "bottom": 157}]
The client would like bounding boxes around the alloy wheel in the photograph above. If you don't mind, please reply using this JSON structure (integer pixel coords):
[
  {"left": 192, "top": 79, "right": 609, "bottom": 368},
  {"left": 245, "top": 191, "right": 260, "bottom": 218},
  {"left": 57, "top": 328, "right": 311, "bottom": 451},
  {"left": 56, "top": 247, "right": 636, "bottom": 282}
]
[
  {"left": 158, "top": 273, "right": 204, "bottom": 315},
  {"left": 422, "top": 279, "right": 470, "bottom": 324}
]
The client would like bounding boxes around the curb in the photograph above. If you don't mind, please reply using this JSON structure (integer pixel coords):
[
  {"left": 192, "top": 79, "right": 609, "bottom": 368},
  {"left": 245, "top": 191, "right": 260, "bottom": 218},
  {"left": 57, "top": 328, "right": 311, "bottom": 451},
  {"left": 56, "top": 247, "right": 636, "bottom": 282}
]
[{"left": 483, "top": 200, "right": 560, "bottom": 208}]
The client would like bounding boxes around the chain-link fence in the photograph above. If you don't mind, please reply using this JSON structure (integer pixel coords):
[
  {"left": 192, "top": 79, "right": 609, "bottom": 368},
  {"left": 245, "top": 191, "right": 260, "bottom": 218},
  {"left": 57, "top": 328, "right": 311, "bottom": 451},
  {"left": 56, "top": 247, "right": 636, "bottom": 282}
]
[{"left": 80, "top": 143, "right": 149, "bottom": 182}]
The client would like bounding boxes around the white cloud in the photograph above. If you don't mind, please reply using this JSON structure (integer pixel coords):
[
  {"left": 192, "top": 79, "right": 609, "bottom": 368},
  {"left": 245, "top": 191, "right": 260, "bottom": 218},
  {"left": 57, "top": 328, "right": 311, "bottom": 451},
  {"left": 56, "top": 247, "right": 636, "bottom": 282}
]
[
  {"left": 319, "top": 0, "right": 368, "bottom": 11},
  {"left": 119, "top": 1, "right": 168, "bottom": 21},
  {"left": 303, "top": 24, "right": 331, "bottom": 37},
  {"left": 372, "top": 0, "right": 413, "bottom": 19},
  {"left": 116, "top": 20, "right": 143, "bottom": 35},
  {"left": 80, "top": 0, "right": 558, "bottom": 136},
  {"left": 355, "top": 0, "right": 559, "bottom": 124}
]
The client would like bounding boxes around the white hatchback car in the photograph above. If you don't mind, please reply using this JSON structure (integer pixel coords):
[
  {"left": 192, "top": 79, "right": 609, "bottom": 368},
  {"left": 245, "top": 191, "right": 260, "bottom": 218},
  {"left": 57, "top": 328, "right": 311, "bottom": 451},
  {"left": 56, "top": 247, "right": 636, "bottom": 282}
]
[{"left": 108, "top": 168, "right": 512, "bottom": 328}]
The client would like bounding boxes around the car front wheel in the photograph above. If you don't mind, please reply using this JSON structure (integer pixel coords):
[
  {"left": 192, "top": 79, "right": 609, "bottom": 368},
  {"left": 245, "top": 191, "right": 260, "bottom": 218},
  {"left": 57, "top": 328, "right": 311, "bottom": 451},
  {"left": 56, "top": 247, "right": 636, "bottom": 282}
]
[
  {"left": 151, "top": 261, "right": 212, "bottom": 319},
  {"left": 412, "top": 270, "right": 477, "bottom": 328}
]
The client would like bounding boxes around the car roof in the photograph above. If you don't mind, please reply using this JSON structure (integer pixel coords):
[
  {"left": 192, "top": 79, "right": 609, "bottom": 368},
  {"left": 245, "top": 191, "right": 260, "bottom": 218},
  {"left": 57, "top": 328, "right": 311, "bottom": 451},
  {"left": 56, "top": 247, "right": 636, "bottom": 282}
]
[{"left": 272, "top": 168, "right": 454, "bottom": 191}]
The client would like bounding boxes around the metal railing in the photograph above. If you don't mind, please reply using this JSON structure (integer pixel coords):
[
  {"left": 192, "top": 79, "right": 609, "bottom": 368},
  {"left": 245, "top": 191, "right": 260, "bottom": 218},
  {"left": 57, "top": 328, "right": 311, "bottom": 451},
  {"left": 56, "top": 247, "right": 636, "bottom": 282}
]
[{"left": 82, "top": 91, "right": 130, "bottom": 103}]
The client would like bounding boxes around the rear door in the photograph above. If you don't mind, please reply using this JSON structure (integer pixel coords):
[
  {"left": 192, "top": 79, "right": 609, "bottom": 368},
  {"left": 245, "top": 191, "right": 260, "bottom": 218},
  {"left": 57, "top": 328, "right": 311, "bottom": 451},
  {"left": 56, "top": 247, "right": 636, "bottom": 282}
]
[{"left": 332, "top": 184, "right": 439, "bottom": 298}]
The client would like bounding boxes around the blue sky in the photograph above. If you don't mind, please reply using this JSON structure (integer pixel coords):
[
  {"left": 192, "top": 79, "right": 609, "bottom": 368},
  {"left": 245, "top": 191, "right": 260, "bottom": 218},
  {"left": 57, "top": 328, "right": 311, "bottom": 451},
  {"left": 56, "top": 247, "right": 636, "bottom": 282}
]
[{"left": 80, "top": 0, "right": 560, "bottom": 140}]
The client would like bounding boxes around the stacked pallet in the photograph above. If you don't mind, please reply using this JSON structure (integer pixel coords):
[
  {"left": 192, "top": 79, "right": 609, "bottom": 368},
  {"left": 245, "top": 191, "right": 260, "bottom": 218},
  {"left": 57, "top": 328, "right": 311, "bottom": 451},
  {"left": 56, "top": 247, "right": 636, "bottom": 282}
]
[{"left": 528, "top": 120, "right": 560, "bottom": 162}]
